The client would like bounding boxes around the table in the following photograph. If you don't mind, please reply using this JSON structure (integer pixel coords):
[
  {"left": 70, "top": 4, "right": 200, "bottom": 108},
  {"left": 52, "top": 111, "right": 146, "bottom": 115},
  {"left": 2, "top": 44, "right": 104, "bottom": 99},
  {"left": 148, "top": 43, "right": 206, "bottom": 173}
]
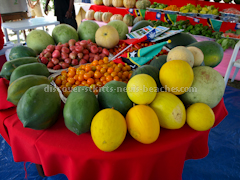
[
  {"left": 2, "top": 17, "right": 60, "bottom": 43},
  {"left": 0, "top": 78, "right": 228, "bottom": 180},
  {"left": 89, "top": 4, "right": 240, "bottom": 33}
]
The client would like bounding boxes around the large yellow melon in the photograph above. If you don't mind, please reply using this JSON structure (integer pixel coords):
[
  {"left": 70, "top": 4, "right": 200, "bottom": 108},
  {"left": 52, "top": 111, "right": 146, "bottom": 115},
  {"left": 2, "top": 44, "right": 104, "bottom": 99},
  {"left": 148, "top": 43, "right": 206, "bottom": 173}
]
[
  {"left": 91, "top": 109, "right": 127, "bottom": 152},
  {"left": 126, "top": 105, "right": 160, "bottom": 144},
  {"left": 160, "top": 60, "right": 194, "bottom": 95},
  {"left": 167, "top": 46, "right": 194, "bottom": 67},
  {"left": 127, "top": 74, "right": 157, "bottom": 105},
  {"left": 149, "top": 92, "right": 186, "bottom": 129}
]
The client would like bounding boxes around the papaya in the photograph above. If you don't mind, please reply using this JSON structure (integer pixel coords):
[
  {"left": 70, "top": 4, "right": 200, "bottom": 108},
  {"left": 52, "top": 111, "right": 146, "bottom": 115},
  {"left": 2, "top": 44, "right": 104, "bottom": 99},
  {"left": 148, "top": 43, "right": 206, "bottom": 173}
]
[
  {"left": 0, "top": 57, "right": 38, "bottom": 80},
  {"left": 98, "top": 81, "right": 133, "bottom": 116},
  {"left": 17, "top": 84, "right": 61, "bottom": 130},
  {"left": 162, "top": 32, "right": 197, "bottom": 50},
  {"left": 7, "top": 75, "right": 50, "bottom": 105},
  {"left": 9, "top": 45, "right": 37, "bottom": 60},
  {"left": 63, "top": 86, "right": 99, "bottom": 135},
  {"left": 131, "top": 65, "right": 162, "bottom": 88},
  {"left": 10, "top": 63, "right": 50, "bottom": 84},
  {"left": 131, "top": 20, "right": 154, "bottom": 32},
  {"left": 188, "top": 41, "right": 224, "bottom": 67}
]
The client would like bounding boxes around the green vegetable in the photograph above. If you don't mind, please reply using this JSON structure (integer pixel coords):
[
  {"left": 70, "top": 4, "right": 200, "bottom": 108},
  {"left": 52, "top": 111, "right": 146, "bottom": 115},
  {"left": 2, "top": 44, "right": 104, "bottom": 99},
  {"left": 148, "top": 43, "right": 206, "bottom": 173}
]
[
  {"left": 195, "top": 30, "right": 201, "bottom": 35},
  {"left": 178, "top": 25, "right": 183, "bottom": 29},
  {"left": 220, "top": 38, "right": 237, "bottom": 51},
  {"left": 194, "top": 26, "right": 201, "bottom": 32},
  {"left": 236, "top": 29, "right": 240, "bottom": 35},
  {"left": 207, "top": 29, "right": 212, "bottom": 35},
  {"left": 190, "top": 29, "right": 197, "bottom": 35},
  {"left": 216, "top": 38, "right": 224, "bottom": 44},
  {"left": 201, "top": 30, "right": 207, "bottom": 36},
  {"left": 203, "top": 26, "right": 209, "bottom": 31},
  {"left": 172, "top": 27, "right": 178, "bottom": 30},
  {"left": 212, "top": 31, "right": 223, "bottom": 39},
  {"left": 225, "top": 29, "right": 235, "bottom": 34},
  {"left": 187, "top": 25, "right": 194, "bottom": 30}
]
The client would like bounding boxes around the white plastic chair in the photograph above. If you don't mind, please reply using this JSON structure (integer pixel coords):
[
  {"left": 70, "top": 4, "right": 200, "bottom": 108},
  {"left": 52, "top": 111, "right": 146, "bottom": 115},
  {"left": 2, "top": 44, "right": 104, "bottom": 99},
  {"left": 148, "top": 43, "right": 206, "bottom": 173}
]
[{"left": 224, "top": 40, "right": 240, "bottom": 87}]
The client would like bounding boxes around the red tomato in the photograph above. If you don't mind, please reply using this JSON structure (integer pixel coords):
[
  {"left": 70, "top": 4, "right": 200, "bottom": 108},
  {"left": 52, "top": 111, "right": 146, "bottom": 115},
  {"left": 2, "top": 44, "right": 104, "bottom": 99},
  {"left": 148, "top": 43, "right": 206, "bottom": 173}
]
[{"left": 134, "top": 44, "right": 141, "bottom": 49}]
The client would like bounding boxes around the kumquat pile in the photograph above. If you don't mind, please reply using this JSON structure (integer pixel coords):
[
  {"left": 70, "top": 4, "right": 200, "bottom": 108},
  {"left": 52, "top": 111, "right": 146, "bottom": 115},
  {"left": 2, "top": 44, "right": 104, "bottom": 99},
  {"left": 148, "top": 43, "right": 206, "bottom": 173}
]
[{"left": 54, "top": 57, "right": 133, "bottom": 97}]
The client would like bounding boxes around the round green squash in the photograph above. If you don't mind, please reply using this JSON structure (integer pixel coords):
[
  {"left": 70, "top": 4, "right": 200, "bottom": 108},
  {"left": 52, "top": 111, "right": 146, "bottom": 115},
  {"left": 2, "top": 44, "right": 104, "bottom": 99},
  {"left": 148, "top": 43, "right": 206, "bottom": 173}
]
[
  {"left": 9, "top": 62, "right": 50, "bottom": 84},
  {"left": 17, "top": 84, "right": 61, "bottom": 130},
  {"left": 94, "top": 11, "right": 103, "bottom": 21},
  {"left": 131, "top": 65, "right": 162, "bottom": 88},
  {"left": 123, "top": 14, "right": 134, "bottom": 26},
  {"left": 180, "top": 66, "right": 225, "bottom": 108},
  {"left": 150, "top": 55, "right": 167, "bottom": 70},
  {"left": 142, "top": 0, "right": 151, "bottom": 7},
  {"left": 98, "top": 81, "right": 133, "bottom": 116},
  {"left": 0, "top": 57, "right": 38, "bottom": 80},
  {"left": 136, "top": 1, "right": 145, "bottom": 9},
  {"left": 9, "top": 45, "right": 37, "bottom": 60},
  {"left": 7, "top": 75, "right": 50, "bottom": 105},
  {"left": 63, "top": 86, "right": 99, "bottom": 135}
]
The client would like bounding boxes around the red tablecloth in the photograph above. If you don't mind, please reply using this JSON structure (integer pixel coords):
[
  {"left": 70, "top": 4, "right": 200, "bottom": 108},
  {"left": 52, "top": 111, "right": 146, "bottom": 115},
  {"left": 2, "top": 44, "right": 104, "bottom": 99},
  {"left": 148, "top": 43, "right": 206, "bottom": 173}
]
[
  {"left": 0, "top": 78, "right": 228, "bottom": 180},
  {"left": 0, "top": 14, "right": 4, "bottom": 50}
]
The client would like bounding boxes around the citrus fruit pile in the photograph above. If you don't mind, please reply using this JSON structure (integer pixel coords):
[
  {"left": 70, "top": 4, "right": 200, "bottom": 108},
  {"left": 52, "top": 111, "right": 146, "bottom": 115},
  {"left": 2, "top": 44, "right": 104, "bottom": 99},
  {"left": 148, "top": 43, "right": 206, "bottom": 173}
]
[{"left": 54, "top": 57, "right": 133, "bottom": 96}]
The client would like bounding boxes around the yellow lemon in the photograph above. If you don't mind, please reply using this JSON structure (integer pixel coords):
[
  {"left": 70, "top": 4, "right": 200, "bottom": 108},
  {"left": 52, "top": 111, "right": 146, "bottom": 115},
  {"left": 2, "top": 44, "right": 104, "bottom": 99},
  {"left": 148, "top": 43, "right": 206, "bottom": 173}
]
[
  {"left": 149, "top": 91, "right": 186, "bottom": 129},
  {"left": 186, "top": 103, "right": 215, "bottom": 131},
  {"left": 127, "top": 74, "right": 157, "bottom": 105},
  {"left": 160, "top": 60, "right": 194, "bottom": 95},
  {"left": 126, "top": 105, "right": 160, "bottom": 144},
  {"left": 91, "top": 109, "right": 127, "bottom": 152}
]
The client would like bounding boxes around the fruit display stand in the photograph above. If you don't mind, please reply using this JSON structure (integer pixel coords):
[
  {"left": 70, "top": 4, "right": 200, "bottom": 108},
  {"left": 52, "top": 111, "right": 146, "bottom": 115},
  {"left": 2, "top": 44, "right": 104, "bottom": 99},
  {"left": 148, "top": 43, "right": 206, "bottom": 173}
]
[
  {"left": 89, "top": 3, "right": 240, "bottom": 32},
  {"left": 0, "top": 77, "right": 228, "bottom": 180},
  {"left": 148, "top": 0, "right": 240, "bottom": 11}
]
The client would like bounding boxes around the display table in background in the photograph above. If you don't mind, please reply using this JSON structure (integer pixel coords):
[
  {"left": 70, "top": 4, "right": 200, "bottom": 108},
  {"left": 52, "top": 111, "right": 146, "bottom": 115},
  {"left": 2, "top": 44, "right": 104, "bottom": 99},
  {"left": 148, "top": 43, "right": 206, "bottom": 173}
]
[
  {"left": 0, "top": 78, "right": 228, "bottom": 180},
  {"left": 89, "top": 4, "right": 240, "bottom": 32},
  {"left": 2, "top": 17, "right": 60, "bottom": 43}
]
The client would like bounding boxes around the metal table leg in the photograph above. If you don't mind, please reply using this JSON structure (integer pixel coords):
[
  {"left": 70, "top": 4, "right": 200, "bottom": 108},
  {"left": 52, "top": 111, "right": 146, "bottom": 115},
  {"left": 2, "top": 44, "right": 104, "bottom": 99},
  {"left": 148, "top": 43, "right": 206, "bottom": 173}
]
[
  {"left": 3, "top": 28, "right": 9, "bottom": 42},
  {"left": 16, "top": 31, "right": 20, "bottom": 44}
]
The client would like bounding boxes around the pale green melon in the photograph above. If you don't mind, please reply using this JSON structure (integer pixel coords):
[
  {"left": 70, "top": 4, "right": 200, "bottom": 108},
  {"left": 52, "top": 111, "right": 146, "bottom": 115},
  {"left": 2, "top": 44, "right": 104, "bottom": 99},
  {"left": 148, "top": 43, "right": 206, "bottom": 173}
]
[
  {"left": 108, "top": 20, "right": 129, "bottom": 40},
  {"left": 180, "top": 66, "right": 225, "bottom": 108},
  {"left": 78, "top": 20, "right": 99, "bottom": 43}
]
